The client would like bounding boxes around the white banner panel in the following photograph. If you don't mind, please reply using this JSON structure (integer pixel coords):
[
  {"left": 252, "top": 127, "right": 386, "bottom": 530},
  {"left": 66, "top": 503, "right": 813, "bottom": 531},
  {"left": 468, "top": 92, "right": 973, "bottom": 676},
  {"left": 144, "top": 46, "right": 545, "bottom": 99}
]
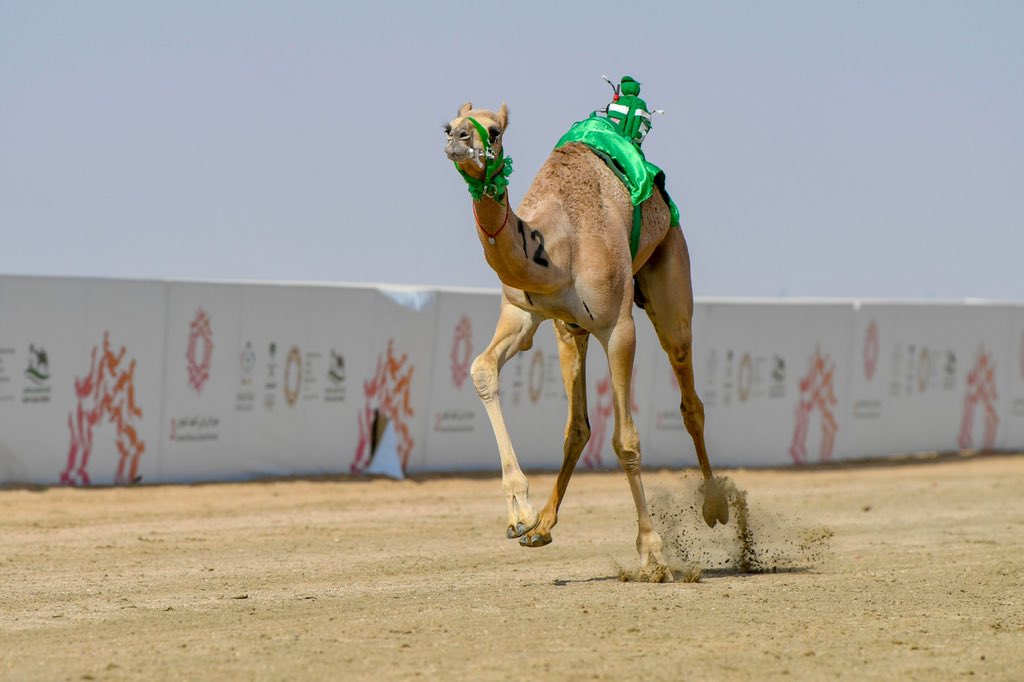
[
  {"left": 845, "top": 302, "right": 1014, "bottom": 458},
  {"left": 302, "top": 285, "right": 379, "bottom": 474},
  {"left": 69, "top": 279, "right": 167, "bottom": 485},
  {"left": 646, "top": 301, "right": 856, "bottom": 468},
  {"left": 0, "top": 277, "right": 90, "bottom": 483},
  {"left": 350, "top": 286, "right": 439, "bottom": 474},
  {"left": 228, "top": 283, "right": 313, "bottom": 477},
  {"left": 0, "top": 277, "right": 166, "bottom": 485},
  {"left": 159, "top": 282, "right": 242, "bottom": 482},
  {"left": 421, "top": 290, "right": 499, "bottom": 471}
]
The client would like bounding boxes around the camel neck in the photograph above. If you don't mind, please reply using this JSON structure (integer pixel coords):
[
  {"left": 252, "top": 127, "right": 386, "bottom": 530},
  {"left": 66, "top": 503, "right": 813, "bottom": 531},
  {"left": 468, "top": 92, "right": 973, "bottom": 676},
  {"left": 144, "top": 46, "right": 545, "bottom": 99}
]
[{"left": 472, "top": 195, "right": 513, "bottom": 244}]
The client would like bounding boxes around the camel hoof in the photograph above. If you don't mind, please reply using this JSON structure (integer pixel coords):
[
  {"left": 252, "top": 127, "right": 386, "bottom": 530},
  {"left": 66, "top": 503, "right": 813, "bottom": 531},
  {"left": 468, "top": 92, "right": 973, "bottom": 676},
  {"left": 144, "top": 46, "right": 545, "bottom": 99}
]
[
  {"left": 507, "top": 520, "right": 537, "bottom": 539},
  {"left": 519, "top": 532, "right": 552, "bottom": 548},
  {"left": 702, "top": 479, "right": 730, "bottom": 528}
]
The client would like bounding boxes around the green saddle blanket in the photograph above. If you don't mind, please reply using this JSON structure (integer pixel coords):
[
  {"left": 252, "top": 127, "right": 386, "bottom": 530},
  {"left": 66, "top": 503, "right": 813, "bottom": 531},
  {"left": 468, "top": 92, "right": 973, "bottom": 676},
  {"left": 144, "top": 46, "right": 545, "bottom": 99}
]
[{"left": 555, "top": 115, "right": 680, "bottom": 259}]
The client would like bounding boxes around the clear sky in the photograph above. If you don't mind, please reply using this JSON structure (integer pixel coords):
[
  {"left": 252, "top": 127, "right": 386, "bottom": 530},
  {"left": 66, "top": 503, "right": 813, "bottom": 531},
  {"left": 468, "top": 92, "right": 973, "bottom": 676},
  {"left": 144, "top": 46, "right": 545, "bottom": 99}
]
[{"left": 2, "top": 1, "right": 1021, "bottom": 299}]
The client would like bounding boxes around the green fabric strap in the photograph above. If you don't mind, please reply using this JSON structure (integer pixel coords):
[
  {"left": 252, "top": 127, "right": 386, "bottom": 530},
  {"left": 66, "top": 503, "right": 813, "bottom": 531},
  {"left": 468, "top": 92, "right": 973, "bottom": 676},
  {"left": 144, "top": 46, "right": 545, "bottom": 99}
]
[
  {"left": 555, "top": 115, "right": 680, "bottom": 260},
  {"left": 588, "top": 147, "right": 643, "bottom": 260},
  {"left": 454, "top": 117, "right": 513, "bottom": 202},
  {"left": 631, "top": 204, "right": 643, "bottom": 262}
]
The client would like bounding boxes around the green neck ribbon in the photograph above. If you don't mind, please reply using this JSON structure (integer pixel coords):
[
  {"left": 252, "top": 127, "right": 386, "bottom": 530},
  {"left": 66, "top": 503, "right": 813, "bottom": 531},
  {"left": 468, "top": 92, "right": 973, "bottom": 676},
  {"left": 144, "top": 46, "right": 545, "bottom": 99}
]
[{"left": 454, "top": 117, "right": 514, "bottom": 202}]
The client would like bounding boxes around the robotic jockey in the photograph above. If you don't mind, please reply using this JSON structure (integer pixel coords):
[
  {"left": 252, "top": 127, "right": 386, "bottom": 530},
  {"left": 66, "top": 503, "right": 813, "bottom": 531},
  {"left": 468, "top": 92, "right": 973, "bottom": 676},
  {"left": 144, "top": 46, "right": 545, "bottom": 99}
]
[{"left": 604, "top": 75, "right": 653, "bottom": 145}]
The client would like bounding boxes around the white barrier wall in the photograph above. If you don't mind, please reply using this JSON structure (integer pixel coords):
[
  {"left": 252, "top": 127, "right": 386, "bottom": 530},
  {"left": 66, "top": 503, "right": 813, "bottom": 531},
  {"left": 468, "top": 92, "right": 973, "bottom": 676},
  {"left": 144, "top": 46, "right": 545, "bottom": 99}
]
[
  {"left": 0, "top": 276, "right": 166, "bottom": 485},
  {"left": 845, "top": 302, "right": 1014, "bottom": 458},
  {"left": 1, "top": 274, "right": 1023, "bottom": 485},
  {"left": 646, "top": 301, "right": 856, "bottom": 468}
]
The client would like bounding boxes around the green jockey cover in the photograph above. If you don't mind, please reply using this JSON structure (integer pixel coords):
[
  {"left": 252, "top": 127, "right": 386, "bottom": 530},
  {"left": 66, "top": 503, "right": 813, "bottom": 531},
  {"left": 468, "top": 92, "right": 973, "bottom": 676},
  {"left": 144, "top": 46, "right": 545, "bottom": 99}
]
[
  {"left": 607, "top": 76, "right": 651, "bottom": 143},
  {"left": 555, "top": 114, "right": 680, "bottom": 260}
]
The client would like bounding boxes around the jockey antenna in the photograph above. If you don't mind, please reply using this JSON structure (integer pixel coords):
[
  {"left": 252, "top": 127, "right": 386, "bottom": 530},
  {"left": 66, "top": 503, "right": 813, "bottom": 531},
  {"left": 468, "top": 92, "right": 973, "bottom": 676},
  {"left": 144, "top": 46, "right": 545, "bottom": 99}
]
[{"left": 601, "top": 74, "right": 620, "bottom": 97}]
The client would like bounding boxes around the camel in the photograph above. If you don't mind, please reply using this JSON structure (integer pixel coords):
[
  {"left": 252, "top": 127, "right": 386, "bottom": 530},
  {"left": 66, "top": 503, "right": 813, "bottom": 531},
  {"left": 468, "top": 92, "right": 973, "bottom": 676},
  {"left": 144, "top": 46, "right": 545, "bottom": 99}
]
[{"left": 444, "top": 101, "right": 728, "bottom": 576}]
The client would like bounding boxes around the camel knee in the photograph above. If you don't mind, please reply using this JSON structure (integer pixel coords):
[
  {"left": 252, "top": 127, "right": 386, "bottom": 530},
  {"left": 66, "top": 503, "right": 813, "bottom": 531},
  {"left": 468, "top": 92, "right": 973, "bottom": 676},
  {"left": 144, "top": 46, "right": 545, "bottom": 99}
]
[
  {"left": 613, "top": 427, "right": 642, "bottom": 473},
  {"left": 565, "top": 414, "right": 591, "bottom": 453},
  {"left": 616, "top": 448, "right": 642, "bottom": 474},
  {"left": 665, "top": 337, "right": 692, "bottom": 368},
  {"left": 471, "top": 354, "right": 499, "bottom": 402},
  {"left": 680, "top": 393, "right": 705, "bottom": 421},
  {"left": 680, "top": 393, "right": 706, "bottom": 435}
]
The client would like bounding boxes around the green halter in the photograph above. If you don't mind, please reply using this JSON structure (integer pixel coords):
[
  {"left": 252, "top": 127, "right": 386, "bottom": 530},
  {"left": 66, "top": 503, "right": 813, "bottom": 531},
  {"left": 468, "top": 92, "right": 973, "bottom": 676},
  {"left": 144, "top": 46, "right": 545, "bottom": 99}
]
[{"left": 453, "top": 117, "right": 514, "bottom": 201}]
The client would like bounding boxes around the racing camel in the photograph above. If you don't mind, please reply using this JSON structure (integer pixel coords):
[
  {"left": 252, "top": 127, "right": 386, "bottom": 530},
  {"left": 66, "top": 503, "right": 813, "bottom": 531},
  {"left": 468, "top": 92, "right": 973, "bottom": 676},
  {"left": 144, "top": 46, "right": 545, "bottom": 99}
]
[{"left": 444, "top": 98, "right": 728, "bottom": 578}]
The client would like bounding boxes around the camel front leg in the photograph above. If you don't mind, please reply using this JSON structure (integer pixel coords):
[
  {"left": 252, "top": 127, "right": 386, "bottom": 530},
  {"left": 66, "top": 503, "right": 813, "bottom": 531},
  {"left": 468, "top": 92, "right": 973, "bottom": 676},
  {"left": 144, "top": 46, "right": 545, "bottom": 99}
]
[
  {"left": 599, "top": 315, "right": 670, "bottom": 579},
  {"left": 520, "top": 321, "right": 590, "bottom": 548},
  {"left": 472, "top": 302, "right": 544, "bottom": 539}
]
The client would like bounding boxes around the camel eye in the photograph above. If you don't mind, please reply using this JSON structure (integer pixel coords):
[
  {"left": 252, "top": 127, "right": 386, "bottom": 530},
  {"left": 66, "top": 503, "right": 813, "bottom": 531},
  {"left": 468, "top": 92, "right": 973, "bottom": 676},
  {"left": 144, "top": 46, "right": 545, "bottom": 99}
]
[{"left": 488, "top": 126, "right": 501, "bottom": 142}]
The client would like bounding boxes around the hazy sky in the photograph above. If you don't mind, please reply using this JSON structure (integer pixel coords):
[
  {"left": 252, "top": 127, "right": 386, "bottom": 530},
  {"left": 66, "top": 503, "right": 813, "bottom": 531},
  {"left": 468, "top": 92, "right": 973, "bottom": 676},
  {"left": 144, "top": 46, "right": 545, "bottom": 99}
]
[{"left": 2, "top": 1, "right": 1021, "bottom": 299}]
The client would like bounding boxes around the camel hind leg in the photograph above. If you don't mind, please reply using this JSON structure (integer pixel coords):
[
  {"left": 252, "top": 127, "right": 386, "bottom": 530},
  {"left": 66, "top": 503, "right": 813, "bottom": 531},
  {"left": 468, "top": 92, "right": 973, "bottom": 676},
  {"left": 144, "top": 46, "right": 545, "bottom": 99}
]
[
  {"left": 519, "top": 320, "right": 591, "bottom": 548},
  {"left": 472, "top": 298, "right": 544, "bottom": 539},
  {"left": 634, "top": 227, "right": 729, "bottom": 527}
]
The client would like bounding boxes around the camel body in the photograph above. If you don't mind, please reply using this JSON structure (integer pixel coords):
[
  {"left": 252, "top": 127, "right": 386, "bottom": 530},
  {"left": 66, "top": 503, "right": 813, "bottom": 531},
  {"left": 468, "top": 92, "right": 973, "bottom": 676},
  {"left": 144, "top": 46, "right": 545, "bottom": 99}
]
[{"left": 445, "top": 102, "right": 727, "bottom": 578}]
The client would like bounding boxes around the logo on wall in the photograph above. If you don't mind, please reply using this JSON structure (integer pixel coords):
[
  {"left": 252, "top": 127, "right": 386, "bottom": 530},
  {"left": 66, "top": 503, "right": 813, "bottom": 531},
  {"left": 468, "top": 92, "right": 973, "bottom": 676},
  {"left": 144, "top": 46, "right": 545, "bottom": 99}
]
[
  {"left": 528, "top": 351, "right": 544, "bottom": 404},
  {"left": 943, "top": 351, "right": 957, "bottom": 390},
  {"left": 351, "top": 340, "right": 415, "bottom": 474},
  {"left": 770, "top": 355, "right": 786, "bottom": 398},
  {"left": 957, "top": 348, "right": 999, "bottom": 451},
  {"left": 863, "top": 319, "right": 879, "bottom": 381},
  {"left": 283, "top": 346, "right": 302, "bottom": 407},
  {"left": 916, "top": 346, "right": 931, "bottom": 393},
  {"left": 22, "top": 343, "right": 53, "bottom": 404},
  {"left": 737, "top": 353, "right": 753, "bottom": 403},
  {"left": 450, "top": 315, "right": 473, "bottom": 389},
  {"left": 789, "top": 348, "right": 839, "bottom": 464},
  {"left": 324, "top": 350, "right": 346, "bottom": 402},
  {"left": 235, "top": 341, "right": 257, "bottom": 412},
  {"left": 186, "top": 308, "right": 214, "bottom": 393},
  {"left": 62, "top": 332, "right": 145, "bottom": 486},
  {"left": 25, "top": 344, "right": 50, "bottom": 386},
  {"left": 328, "top": 351, "right": 345, "bottom": 385},
  {"left": 263, "top": 342, "right": 278, "bottom": 411},
  {"left": 239, "top": 341, "right": 256, "bottom": 385}
]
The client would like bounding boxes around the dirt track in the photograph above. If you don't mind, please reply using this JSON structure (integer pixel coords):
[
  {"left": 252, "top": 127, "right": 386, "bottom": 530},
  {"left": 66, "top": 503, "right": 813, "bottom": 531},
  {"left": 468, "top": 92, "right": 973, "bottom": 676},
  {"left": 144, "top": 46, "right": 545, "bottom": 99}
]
[{"left": 1, "top": 454, "right": 1022, "bottom": 681}]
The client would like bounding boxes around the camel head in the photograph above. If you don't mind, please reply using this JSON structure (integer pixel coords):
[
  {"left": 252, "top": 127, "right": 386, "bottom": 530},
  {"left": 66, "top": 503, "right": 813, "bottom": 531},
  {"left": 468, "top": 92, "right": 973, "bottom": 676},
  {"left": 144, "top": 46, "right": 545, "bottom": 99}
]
[{"left": 444, "top": 102, "right": 509, "bottom": 177}]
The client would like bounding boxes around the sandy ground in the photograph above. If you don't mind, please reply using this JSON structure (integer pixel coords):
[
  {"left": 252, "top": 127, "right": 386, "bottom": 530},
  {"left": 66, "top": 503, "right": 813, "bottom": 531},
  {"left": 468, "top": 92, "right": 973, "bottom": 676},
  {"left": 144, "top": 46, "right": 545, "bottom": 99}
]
[{"left": 1, "top": 454, "right": 1022, "bottom": 681}]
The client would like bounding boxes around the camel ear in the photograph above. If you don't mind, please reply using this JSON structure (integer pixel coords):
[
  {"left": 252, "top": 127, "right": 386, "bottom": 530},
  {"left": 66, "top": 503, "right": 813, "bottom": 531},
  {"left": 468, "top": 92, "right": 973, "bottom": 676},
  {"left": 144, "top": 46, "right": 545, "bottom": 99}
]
[
  {"left": 458, "top": 102, "right": 473, "bottom": 116},
  {"left": 498, "top": 102, "right": 509, "bottom": 129}
]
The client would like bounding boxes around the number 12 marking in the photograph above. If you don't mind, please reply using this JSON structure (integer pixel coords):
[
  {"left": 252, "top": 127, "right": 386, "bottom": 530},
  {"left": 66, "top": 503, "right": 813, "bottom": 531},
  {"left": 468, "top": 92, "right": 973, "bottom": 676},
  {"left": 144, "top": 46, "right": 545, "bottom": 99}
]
[{"left": 517, "top": 222, "right": 549, "bottom": 267}]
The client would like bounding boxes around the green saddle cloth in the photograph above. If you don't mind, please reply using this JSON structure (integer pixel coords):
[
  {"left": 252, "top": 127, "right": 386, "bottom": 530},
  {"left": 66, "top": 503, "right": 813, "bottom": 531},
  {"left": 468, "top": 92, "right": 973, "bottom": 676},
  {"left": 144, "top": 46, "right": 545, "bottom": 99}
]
[{"left": 555, "top": 115, "right": 680, "bottom": 259}]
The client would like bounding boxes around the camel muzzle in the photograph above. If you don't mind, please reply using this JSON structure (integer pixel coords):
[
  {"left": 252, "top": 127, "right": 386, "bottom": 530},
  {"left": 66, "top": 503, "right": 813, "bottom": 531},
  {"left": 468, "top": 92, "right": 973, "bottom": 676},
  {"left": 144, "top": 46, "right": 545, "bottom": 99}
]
[{"left": 446, "top": 143, "right": 485, "bottom": 168}]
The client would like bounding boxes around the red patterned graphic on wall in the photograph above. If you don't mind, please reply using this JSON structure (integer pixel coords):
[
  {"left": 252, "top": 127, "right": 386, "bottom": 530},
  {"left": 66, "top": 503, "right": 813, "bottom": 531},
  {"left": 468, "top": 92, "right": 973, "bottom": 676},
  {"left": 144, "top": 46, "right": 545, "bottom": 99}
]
[
  {"left": 186, "top": 308, "right": 213, "bottom": 393},
  {"left": 351, "top": 340, "right": 415, "bottom": 473},
  {"left": 957, "top": 349, "right": 999, "bottom": 451},
  {"left": 581, "top": 368, "right": 640, "bottom": 470},
  {"left": 450, "top": 315, "right": 473, "bottom": 389},
  {"left": 789, "top": 348, "right": 839, "bottom": 464},
  {"left": 62, "top": 332, "right": 145, "bottom": 486},
  {"left": 581, "top": 375, "right": 614, "bottom": 469},
  {"left": 863, "top": 319, "right": 879, "bottom": 381}
]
